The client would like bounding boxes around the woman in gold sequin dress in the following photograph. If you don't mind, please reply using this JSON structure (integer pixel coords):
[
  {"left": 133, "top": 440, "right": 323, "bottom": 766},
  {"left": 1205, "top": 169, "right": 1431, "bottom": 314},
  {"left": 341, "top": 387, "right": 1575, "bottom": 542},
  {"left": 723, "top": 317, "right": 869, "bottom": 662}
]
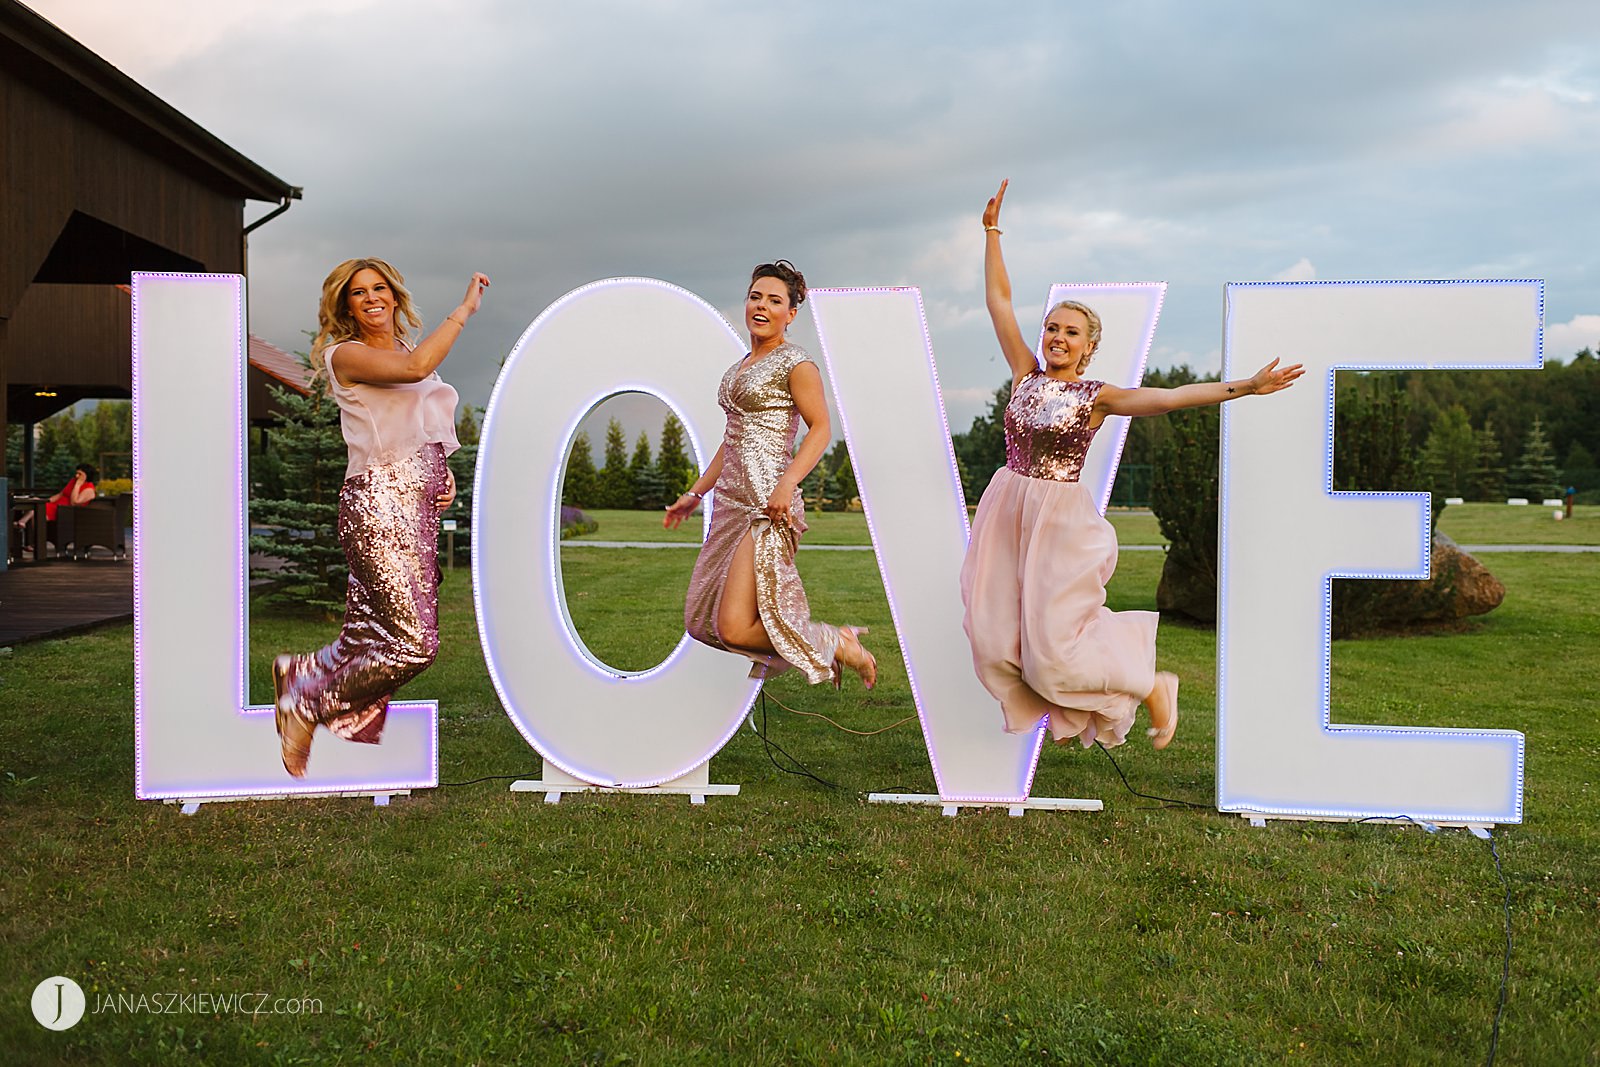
[
  {"left": 665, "top": 261, "right": 877, "bottom": 688},
  {"left": 962, "top": 181, "right": 1302, "bottom": 749},
  {"left": 271, "top": 259, "right": 490, "bottom": 777}
]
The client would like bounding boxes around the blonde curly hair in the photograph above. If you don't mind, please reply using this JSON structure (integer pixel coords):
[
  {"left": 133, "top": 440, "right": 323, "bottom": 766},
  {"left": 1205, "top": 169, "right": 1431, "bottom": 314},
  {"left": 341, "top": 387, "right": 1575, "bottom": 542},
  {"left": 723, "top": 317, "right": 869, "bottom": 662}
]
[{"left": 309, "top": 257, "right": 424, "bottom": 376}]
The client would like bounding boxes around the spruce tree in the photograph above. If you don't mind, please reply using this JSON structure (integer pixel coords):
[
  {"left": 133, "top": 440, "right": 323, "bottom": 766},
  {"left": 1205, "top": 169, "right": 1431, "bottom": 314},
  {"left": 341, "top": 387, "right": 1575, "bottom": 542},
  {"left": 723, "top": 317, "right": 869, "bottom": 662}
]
[
  {"left": 441, "top": 406, "right": 481, "bottom": 566},
  {"left": 1420, "top": 405, "right": 1475, "bottom": 497},
  {"left": 825, "top": 453, "right": 858, "bottom": 512},
  {"left": 248, "top": 376, "right": 349, "bottom": 615},
  {"left": 1470, "top": 418, "right": 1506, "bottom": 501},
  {"left": 562, "top": 432, "right": 599, "bottom": 507},
  {"left": 630, "top": 430, "right": 667, "bottom": 508},
  {"left": 33, "top": 408, "right": 85, "bottom": 490},
  {"left": 1562, "top": 440, "right": 1596, "bottom": 491},
  {"left": 1507, "top": 417, "right": 1561, "bottom": 501},
  {"left": 801, "top": 462, "right": 826, "bottom": 509},
  {"left": 950, "top": 380, "right": 1012, "bottom": 501},
  {"left": 597, "top": 418, "right": 634, "bottom": 509},
  {"left": 655, "top": 413, "right": 697, "bottom": 500}
]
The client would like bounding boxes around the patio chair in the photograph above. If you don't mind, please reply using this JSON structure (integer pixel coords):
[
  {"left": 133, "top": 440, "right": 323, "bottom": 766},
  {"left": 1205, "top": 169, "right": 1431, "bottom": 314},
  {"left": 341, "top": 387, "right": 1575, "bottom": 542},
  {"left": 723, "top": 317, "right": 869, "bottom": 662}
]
[{"left": 56, "top": 496, "right": 131, "bottom": 560}]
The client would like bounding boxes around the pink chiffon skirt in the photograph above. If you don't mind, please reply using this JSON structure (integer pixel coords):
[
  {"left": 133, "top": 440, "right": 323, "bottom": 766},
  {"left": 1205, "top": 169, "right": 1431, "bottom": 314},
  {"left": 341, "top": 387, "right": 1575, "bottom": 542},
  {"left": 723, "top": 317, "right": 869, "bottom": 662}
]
[{"left": 959, "top": 466, "right": 1157, "bottom": 747}]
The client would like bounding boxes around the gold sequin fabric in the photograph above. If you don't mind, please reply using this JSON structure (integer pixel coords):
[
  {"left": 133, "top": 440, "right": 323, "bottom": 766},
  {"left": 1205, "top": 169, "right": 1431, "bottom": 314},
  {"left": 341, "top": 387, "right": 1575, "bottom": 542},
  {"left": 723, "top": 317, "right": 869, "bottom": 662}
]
[
  {"left": 684, "top": 342, "right": 839, "bottom": 683},
  {"left": 1005, "top": 372, "right": 1104, "bottom": 481},
  {"left": 960, "top": 372, "right": 1157, "bottom": 747},
  {"left": 278, "top": 443, "right": 449, "bottom": 740}
]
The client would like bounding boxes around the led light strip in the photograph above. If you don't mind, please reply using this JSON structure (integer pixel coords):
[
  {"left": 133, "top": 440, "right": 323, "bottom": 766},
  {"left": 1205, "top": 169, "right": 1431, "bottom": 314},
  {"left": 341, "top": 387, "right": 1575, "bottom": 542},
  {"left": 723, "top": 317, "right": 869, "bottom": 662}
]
[
  {"left": 1216, "top": 279, "right": 1538, "bottom": 823},
  {"left": 133, "top": 272, "right": 436, "bottom": 801},
  {"left": 472, "top": 277, "right": 763, "bottom": 790}
]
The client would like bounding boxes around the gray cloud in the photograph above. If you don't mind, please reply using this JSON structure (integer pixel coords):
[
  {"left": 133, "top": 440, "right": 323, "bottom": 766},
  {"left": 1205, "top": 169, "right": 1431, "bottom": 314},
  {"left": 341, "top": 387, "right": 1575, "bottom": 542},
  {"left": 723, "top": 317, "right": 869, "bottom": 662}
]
[{"left": 30, "top": 0, "right": 1600, "bottom": 434}]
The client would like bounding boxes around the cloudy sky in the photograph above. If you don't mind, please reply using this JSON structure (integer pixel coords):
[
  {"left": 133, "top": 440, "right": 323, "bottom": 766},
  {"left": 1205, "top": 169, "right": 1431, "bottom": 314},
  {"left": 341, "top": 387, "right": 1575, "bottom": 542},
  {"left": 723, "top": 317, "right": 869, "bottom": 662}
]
[{"left": 28, "top": 0, "right": 1600, "bottom": 439}]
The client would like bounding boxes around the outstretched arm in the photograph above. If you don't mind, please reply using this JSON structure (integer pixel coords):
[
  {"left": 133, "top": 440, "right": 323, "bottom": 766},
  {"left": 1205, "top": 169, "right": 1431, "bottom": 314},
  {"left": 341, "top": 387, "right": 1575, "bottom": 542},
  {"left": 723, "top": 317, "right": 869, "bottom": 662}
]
[
  {"left": 1095, "top": 359, "right": 1304, "bottom": 419},
  {"left": 983, "top": 180, "right": 1039, "bottom": 387},
  {"left": 663, "top": 444, "right": 727, "bottom": 529},
  {"left": 334, "top": 272, "right": 491, "bottom": 386}
]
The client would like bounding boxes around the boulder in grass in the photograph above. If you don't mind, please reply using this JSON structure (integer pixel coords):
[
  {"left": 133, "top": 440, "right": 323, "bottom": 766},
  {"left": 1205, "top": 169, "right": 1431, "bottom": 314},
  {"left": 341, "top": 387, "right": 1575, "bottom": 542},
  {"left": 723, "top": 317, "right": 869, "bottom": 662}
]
[{"left": 1156, "top": 532, "right": 1505, "bottom": 635}]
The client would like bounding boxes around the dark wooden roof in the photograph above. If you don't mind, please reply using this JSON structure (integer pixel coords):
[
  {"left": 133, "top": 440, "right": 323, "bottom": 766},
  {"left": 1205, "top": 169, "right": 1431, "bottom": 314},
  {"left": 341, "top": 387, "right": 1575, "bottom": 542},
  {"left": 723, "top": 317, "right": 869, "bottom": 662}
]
[
  {"left": 1, "top": 0, "right": 300, "bottom": 438},
  {"left": 0, "top": 2, "right": 295, "bottom": 203}
]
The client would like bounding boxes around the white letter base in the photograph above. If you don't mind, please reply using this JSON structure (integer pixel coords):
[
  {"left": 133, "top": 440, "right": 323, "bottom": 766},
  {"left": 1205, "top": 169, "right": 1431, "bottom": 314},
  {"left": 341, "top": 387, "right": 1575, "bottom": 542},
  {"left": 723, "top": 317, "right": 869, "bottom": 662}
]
[
  {"left": 512, "top": 762, "right": 739, "bottom": 806},
  {"left": 868, "top": 794, "right": 1104, "bottom": 818}
]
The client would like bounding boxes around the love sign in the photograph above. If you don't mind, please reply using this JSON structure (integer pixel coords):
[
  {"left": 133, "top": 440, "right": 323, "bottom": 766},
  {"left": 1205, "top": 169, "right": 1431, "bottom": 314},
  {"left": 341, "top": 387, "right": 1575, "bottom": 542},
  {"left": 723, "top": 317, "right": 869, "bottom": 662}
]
[{"left": 131, "top": 272, "right": 1535, "bottom": 825}]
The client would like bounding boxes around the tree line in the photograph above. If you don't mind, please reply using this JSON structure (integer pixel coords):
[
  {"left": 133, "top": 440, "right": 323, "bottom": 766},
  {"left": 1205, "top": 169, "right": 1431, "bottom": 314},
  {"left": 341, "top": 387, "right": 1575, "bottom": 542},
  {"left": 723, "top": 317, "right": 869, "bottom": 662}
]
[
  {"left": 951, "top": 349, "right": 1600, "bottom": 506},
  {"left": 559, "top": 414, "right": 861, "bottom": 512},
  {"left": 5, "top": 402, "right": 133, "bottom": 491}
]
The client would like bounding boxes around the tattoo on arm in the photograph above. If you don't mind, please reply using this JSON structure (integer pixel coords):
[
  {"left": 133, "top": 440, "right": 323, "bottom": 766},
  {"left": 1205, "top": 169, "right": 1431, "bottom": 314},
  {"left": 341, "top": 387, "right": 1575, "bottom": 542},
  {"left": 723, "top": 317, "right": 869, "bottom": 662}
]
[{"left": 1226, "top": 384, "right": 1237, "bottom": 395}]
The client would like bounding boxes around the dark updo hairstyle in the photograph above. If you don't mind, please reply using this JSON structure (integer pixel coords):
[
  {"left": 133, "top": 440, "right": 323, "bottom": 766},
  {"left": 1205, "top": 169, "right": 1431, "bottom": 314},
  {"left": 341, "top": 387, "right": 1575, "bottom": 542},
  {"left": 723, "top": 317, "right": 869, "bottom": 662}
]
[
  {"left": 750, "top": 259, "right": 807, "bottom": 308},
  {"left": 77, "top": 462, "right": 100, "bottom": 483}
]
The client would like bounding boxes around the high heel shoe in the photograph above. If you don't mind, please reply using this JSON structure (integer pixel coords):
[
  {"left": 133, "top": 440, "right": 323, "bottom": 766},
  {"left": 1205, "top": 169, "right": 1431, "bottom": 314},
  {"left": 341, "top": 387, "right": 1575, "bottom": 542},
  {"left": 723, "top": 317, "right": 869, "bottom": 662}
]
[
  {"left": 273, "top": 654, "right": 314, "bottom": 778},
  {"left": 1144, "top": 671, "right": 1179, "bottom": 751},
  {"left": 834, "top": 626, "right": 877, "bottom": 691}
]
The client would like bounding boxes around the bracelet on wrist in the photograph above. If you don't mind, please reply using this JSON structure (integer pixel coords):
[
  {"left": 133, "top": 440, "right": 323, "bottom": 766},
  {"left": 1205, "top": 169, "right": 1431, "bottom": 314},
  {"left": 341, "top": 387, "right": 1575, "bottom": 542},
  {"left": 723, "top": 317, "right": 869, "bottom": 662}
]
[
  {"left": 686, "top": 490, "right": 704, "bottom": 500},
  {"left": 984, "top": 225, "right": 1003, "bottom": 235}
]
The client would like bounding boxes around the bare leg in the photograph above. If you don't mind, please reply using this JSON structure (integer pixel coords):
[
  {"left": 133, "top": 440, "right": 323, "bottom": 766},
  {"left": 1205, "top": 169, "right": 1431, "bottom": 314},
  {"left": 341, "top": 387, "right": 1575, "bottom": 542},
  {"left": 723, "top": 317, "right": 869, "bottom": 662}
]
[{"left": 717, "top": 531, "right": 776, "bottom": 653}]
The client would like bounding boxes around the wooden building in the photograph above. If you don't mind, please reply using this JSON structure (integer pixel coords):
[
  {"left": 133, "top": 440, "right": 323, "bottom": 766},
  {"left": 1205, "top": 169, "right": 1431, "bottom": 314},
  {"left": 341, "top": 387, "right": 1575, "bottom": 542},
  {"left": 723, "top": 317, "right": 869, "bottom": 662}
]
[{"left": 1, "top": 0, "right": 298, "bottom": 478}]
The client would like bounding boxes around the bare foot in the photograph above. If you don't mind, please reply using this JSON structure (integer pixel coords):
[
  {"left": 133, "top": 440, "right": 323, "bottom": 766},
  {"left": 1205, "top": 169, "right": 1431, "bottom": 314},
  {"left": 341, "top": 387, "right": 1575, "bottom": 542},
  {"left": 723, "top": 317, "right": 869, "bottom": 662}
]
[{"left": 1144, "top": 671, "right": 1179, "bottom": 751}]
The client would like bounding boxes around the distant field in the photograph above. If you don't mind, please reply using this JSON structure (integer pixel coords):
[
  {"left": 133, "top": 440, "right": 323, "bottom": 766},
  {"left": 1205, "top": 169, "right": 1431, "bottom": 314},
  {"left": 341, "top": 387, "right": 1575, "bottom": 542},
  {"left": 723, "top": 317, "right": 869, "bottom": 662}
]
[
  {"left": 1435, "top": 501, "right": 1597, "bottom": 545},
  {"left": 562, "top": 502, "right": 1596, "bottom": 548},
  {"left": 565, "top": 507, "right": 1167, "bottom": 546}
]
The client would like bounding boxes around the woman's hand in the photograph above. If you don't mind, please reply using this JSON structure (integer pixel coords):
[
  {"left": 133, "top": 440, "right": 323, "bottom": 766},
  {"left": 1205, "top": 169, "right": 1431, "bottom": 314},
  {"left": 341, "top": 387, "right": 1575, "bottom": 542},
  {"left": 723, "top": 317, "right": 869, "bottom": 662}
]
[
  {"left": 663, "top": 493, "right": 701, "bottom": 530},
  {"left": 983, "top": 179, "right": 1008, "bottom": 231},
  {"left": 436, "top": 468, "right": 456, "bottom": 511},
  {"left": 1248, "top": 358, "right": 1305, "bottom": 396},
  {"left": 455, "top": 272, "right": 491, "bottom": 322},
  {"left": 764, "top": 482, "right": 796, "bottom": 527}
]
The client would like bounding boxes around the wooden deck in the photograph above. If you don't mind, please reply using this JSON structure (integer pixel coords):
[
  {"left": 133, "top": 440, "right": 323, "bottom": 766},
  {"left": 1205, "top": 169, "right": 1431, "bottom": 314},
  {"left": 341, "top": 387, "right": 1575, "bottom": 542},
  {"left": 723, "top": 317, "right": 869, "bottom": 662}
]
[{"left": 0, "top": 555, "right": 133, "bottom": 645}]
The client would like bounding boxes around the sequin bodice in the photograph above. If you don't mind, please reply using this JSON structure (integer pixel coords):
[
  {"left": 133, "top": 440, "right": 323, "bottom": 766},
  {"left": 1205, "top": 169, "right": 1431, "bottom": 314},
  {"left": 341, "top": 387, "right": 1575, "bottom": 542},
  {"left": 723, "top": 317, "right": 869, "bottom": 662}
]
[
  {"left": 714, "top": 341, "right": 813, "bottom": 522},
  {"left": 1004, "top": 372, "right": 1104, "bottom": 482}
]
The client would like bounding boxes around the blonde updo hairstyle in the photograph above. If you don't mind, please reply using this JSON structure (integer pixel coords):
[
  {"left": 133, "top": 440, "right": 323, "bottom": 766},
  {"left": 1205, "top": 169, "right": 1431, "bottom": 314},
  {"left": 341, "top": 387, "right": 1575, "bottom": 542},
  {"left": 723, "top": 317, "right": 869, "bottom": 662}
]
[
  {"left": 1048, "top": 299, "right": 1102, "bottom": 374},
  {"left": 309, "top": 257, "right": 424, "bottom": 376}
]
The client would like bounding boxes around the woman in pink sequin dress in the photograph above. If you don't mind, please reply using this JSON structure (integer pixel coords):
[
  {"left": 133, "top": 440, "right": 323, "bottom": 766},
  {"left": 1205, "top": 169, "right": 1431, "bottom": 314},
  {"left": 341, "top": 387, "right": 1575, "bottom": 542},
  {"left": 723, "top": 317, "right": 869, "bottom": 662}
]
[
  {"left": 664, "top": 261, "right": 877, "bottom": 689},
  {"left": 271, "top": 258, "right": 489, "bottom": 777},
  {"left": 961, "top": 181, "right": 1302, "bottom": 749}
]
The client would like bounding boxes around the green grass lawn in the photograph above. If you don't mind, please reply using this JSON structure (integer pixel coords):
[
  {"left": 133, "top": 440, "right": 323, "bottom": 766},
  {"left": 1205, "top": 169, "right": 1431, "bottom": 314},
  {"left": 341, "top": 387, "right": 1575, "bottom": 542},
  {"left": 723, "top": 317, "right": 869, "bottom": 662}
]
[
  {"left": 1, "top": 543, "right": 1595, "bottom": 1064},
  {"left": 1436, "top": 501, "right": 1599, "bottom": 545},
  {"left": 565, "top": 502, "right": 1597, "bottom": 549},
  {"left": 566, "top": 507, "right": 1169, "bottom": 547}
]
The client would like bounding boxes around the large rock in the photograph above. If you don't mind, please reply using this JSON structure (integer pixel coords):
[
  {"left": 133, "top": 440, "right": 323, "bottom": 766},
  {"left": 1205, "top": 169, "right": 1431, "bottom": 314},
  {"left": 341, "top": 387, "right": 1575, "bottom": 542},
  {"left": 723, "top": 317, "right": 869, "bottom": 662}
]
[
  {"left": 1393, "top": 532, "right": 1506, "bottom": 622},
  {"left": 1154, "top": 533, "right": 1504, "bottom": 632}
]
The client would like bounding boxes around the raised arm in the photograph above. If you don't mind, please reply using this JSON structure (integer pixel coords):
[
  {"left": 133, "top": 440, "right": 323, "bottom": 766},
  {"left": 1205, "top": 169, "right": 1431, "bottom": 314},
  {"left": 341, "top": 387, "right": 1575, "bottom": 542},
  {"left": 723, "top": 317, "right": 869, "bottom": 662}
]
[
  {"left": 1095, "top": 358, "right": 1304, "bottom": 419},
  {"left": 983, "top": 180, "right": 1039, "bottom": 386},
  {"left": 333, "top": 272, "right": 491, "bottom": 386}
]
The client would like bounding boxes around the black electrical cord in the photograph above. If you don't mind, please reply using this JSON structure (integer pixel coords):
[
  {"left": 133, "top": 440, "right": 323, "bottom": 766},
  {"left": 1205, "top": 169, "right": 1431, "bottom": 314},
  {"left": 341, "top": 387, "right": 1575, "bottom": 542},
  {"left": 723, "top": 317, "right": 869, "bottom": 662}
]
[
  {"left": 1484, "top": 831, "right": 1512, "bottom": 1067},
  {"left": 439, "top": 771, "right": 541, "bottom": 788},
  {"left": 750, "top": 691, "right": 840, "bottom": 791},
  {"left": 1093, "top": 741, "right": 1209, "bottom": 809},
  {"left": 1349, "top": 814, "right": 1513, "bottom": 1067}
]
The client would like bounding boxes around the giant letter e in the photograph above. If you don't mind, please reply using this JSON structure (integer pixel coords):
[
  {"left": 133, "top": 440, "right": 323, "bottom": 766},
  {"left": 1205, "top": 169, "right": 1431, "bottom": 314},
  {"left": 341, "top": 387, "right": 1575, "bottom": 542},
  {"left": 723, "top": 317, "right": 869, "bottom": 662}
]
[{"left": 1218, "top": 280, "right": 1541, "bottom": 825}]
